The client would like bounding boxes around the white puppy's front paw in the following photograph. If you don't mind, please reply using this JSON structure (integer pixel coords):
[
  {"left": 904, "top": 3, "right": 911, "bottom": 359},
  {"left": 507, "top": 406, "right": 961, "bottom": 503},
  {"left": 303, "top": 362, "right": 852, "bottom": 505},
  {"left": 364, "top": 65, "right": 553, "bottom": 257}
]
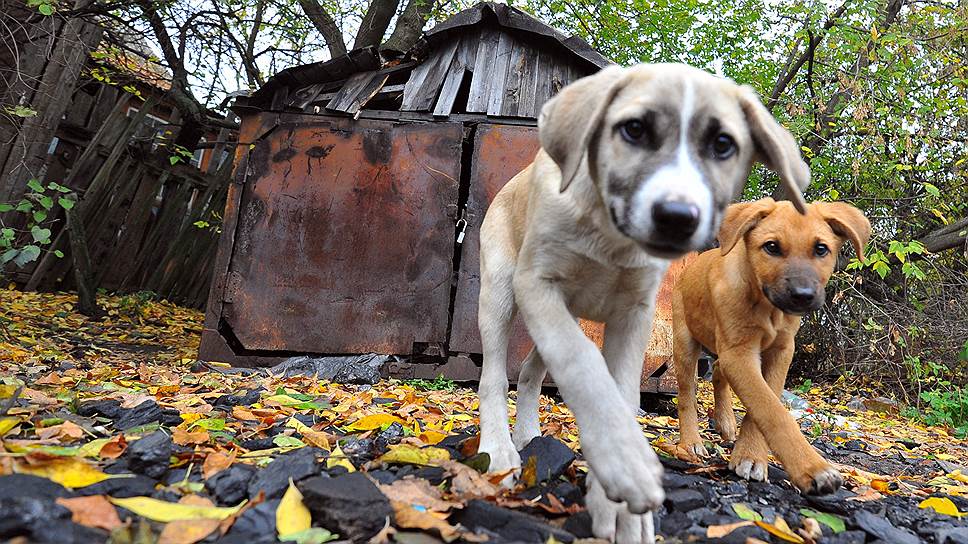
[
  {"left": 587, "top": 473, "right": 656, "bottom": 544},
  {"left": 584, "top": 425, "right": 665, "bottom": 513},
  {"left": 478, "top": 438, "right": 521, "bottom": 488}
]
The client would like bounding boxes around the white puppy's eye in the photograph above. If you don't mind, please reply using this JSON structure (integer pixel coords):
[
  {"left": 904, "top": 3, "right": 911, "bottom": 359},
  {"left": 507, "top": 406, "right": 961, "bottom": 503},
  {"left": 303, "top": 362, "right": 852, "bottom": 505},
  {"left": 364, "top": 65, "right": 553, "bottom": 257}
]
[
  {"left": 711, "top": 133, "right": 737, "bottom": 160},
  {"left": 620, "top": 120, "right": 647, "bottom": 143}
]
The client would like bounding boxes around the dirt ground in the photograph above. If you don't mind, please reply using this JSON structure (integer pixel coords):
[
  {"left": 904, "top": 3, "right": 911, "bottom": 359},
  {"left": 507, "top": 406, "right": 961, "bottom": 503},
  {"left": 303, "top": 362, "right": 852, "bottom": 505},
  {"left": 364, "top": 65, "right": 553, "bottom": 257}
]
[{"left": 1, "top": 288, "right": 967, "bottom": 543}]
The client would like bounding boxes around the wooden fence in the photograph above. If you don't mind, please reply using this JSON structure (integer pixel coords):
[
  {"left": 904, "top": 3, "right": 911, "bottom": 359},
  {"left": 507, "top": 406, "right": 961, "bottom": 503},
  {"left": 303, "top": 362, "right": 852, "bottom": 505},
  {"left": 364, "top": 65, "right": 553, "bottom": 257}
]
[{"left": 17, "top": 96, "right": 233, "bottom": 308}]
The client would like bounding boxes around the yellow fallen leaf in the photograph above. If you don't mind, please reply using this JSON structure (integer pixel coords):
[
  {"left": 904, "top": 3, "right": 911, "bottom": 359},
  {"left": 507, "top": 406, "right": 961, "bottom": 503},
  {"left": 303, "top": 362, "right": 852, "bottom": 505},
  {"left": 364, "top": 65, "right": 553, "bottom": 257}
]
[
  {"left": 157, "top": 496, "right": 223, "bottom": 544},
  {"left": 277, "top": 479, "right": 311, "bottom": 538},
  {"left": 264, "top": 394, "right": 306, "bottom": 407},
  {"left": 419, "top": 430, "right": 448, "bottom": 445},
  {"left": 326, "top": 445, "right": 356, "bottom": 473},
  {"left": 78, "top": 438, "right": 111, "bottom": 458},
  {"left": 706, "top": 520, "right": 753, "bottom": 538},
  {"left": 286, "top": 417, "right": 331, "bottom": 450},
  {"left": 108, "top": 496, "right": 246, "bottom": 522},
  {"left": 949, "top": 470, "right": 968, "bottom": 484},
  {"left": 755, "top": 518, "right": 804, "bottom": 543},
  {"left": 346, "top": 413, "right": 405, "bottom": 431},
  {"left": 378, "top": 444, "right": 450, "bottom": 466},
  {"left": 15, "top": 457, "right": 115, "bottom": 488},
  {"left": 0, "top": 416, "right": 22, "bottom": 436},
  {"left": 919, "top": 497, "right": 966, "bottom": 518}
]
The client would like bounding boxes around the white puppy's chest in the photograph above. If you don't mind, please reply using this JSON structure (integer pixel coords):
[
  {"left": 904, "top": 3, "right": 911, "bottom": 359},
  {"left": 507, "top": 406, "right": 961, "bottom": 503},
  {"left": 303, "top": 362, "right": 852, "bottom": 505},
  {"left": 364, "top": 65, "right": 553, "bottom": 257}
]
[{"left": 555, "top": 254, "right": 668, "bottom": 322}]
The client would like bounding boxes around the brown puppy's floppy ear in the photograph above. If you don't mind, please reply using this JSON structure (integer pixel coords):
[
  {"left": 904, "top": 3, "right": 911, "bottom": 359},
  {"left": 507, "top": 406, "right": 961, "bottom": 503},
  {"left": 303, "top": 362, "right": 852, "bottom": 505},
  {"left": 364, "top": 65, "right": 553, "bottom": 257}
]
[
  {"left": 718, "top": 198, "right": 777, "bottom": 256},
  {"left": 737, "top": 86, "right": 810, "bottom": 214},
  {"left": 539, "top": 65, "right": 628, "bottom": 192},
  {"left": 817, "top": 202, "right": 872, "bottom": 263}
]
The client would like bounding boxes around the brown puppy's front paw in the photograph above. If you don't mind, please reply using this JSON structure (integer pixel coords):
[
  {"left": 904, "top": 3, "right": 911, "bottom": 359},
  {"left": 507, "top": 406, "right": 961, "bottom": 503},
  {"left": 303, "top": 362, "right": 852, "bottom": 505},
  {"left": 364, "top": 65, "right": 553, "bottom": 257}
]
[
  {"left": 673, "top": 440, "right": 708, "bottom": 463},
  {"left": 799, "top": 465, "right": 843, "bottom": 495}
]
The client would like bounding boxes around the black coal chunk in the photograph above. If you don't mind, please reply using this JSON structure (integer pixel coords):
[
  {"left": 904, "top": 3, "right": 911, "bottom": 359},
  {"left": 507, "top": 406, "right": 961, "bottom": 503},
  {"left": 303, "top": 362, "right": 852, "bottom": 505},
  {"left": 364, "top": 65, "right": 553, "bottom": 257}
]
[
  {"left": 77, "top": 399, "right": 123, "bottom": 419},
  {"left": 299, "top": 472, "right": 392, "bottom": 541},
  {"left": 374, "top": 422, "right": 405, "bottom": 452},
  {"left": 239, "top": 437, "right": 275, "bottom": 451},
  {"left": 122, "top": 430, "right": 172, "bottom": 479},
  {"left": 452, "top": 499, "right": 575, "bottom": 543},
  {"left": 248, "top": 447, "right": 323, "bottom": 500},
  {"left": 213, "top": 388, "right": 263, "bottom": 410},
  {"left": 664, "top": 488, "right": 705, "bottom": 512},
  {"left": 29, "top": 519, "right": 107, "bottom": 544},
  {"left": 562, "top": 511, "right": 593, "bottom": 539},
  {"left": 75, "top": 474, "right": 157, "bottom": 498},
  {"left": 853, "top": 510, "right": 920, "bottom": 544},
  {"left": 219, "top": 498, "right": 280, "bottom": 543},
  {"left": 0, "top": 496, "right": 70, "bottom": 539},
  {"left": 0, "top": 474, "right": 74, "bottom": 501},
  {"left": 517, "top": 436, "right": 576, "bottom": 482},
  {"left": 936, "top": 526, "right": 968, "bottom": 544},
  {"left": 124, "top": 430, "right": 173, "bottom": 479},
  {"left": 823, "top": 530, "right": 867, "bottom": 544},
  {"left": 207, "top": 463, "right": 257, "bottom": 505},
  {"left": 115, "top": 400, "right": 182, "bottom": 430}
]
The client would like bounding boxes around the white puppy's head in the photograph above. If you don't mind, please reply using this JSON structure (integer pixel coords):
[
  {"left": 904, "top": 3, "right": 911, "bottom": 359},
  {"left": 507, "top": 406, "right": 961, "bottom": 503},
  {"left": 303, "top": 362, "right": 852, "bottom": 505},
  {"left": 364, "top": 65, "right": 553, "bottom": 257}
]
[{"left": 539, "top": 63, "right": 810, "bottom": 258}]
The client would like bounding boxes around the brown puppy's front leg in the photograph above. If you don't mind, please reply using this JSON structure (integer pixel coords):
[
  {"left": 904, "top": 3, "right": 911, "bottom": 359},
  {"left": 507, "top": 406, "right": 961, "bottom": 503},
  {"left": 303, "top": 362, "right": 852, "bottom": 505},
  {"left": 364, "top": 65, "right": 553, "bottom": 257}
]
[
  {"left": 728, "top": 338, "right": 793, "bottom": 481},
  {"left": 717, "top": 347, "right": 842, "bottom": 495}
]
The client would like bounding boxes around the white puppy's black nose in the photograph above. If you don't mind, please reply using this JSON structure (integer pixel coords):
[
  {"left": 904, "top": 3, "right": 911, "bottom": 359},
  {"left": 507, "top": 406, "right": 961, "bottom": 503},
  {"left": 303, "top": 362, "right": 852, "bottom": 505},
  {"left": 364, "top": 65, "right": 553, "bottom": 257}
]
[{"left": 652, "top": 201, "right": 700, "bottom": 240}]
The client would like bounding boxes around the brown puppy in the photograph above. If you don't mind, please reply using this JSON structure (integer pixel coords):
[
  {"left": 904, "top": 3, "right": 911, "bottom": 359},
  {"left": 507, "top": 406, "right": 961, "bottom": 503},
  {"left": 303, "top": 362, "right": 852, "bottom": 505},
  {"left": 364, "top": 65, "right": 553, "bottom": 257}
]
[{"left": 672, "top": 197, "right": 871, "bottom": 494}]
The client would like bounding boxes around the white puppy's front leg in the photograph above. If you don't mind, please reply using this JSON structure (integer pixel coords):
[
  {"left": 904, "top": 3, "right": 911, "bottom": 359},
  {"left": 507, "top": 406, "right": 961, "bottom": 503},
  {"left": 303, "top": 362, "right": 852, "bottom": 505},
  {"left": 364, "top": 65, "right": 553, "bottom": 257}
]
[{"left": 513, "top": 271, "right": 664, "bottom": 514}]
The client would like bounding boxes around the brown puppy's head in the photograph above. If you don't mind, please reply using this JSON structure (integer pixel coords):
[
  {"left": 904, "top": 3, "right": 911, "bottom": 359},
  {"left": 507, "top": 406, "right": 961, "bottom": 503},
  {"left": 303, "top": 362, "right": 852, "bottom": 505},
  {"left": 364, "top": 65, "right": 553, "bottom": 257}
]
[
  {"left": 538, "top": 63, "right": 811, "bottom": 259},
  {"left": 719, "top": 198, "right": 872, "bottom": 314}
]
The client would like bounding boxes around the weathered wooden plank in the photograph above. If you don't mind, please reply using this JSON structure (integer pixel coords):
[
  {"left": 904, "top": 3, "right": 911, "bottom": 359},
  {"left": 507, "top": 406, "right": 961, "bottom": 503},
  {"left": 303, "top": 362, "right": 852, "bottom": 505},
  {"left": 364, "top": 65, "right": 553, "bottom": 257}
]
[
  {"left": 401, "top": 38, "right": 460, "bottom": 112},
  {"left": 327, "top": 72, "right": 376, "bottom": 112},
  {"left": 514, "top": 45, "right": 541, "bottom": 118},
  {"left": 533, "top": 49, "right": 556, "bottom": 115},
  {"left": 466, "top": 29, "right": 500, "bottom": 113},
  {"left": 344, "top": 73, "right": 390, "bottom": 115},
  {"left": 433, "top": 54, "right": 466, "bottom": 117},
  {"left": 400, "top": 61, "right": 434, "bottom": 110},
  {"left": 486, "top": 32, "right": 515, "bottom": 116},
  {"left": 500, "top": 39, "right": 527, "bottom": 117}
]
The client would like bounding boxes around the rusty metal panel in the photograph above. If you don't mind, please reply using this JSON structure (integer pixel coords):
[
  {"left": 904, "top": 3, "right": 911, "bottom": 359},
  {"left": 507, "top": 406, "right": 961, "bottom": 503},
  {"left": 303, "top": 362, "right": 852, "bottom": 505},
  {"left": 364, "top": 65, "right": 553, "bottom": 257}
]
[
  {"left": 220, "top": 115, "right": 462, "bottom": 355},
  {"left": 450, "top": 123, "right": 682, "bottom": 392}
]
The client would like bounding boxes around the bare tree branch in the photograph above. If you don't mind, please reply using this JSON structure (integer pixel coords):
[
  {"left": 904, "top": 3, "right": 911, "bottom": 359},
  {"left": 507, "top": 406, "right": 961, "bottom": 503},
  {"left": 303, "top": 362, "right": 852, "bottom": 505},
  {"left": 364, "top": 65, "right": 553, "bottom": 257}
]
[
  {"left": 297, "top": 0, "right": 347, "bottom": 58},
  {"left": 353, "top": 0, "right": 399, "bottom": 50}
]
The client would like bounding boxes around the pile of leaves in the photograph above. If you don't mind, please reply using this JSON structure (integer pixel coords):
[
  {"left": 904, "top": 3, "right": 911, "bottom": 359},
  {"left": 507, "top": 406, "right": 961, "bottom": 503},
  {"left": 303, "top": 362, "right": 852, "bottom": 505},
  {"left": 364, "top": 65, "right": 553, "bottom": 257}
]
[{"left": 2, "top": 287, "right": 968, "bottom": 543}]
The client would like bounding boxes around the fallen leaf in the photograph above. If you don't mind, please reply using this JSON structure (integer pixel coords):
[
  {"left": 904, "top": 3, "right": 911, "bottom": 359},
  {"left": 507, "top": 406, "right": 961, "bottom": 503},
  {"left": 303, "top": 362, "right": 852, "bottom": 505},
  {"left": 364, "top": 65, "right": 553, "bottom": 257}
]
[
  {"left": 37, "top": 420, "right": 86, "bottom": 441},
  {"left": 157, "top": 496, "right": 223, "bottom": 544},
  {"left": 56, "top": 495, "right": 123, "bottom": 531},
  {"left": 706, "top": 520, "right": 753, "bottom": 538},
  {"left": 277, "top": 479, "right": 312, "bottom": 539},
  {"left": 326, "top": 444, "right": 355, "bottom": 472},
  {"left": 99, "top": 434, "right": 128, "bottom": 459},
  {"left": 440, "top": 460, "right": 499, "bottom": 499},
  {"left": 871, "top": 479, "right": 891, "bottom": 492},
  {"left": 108, "top": 496, "right": 246, "bottom": 522},
  {"left": 799, "top": 508, "right": 845, "bottom": 533},
  {"left": 347, "top": 413, "right": 405, "bottom": 431},
  {"left": 378, "top": 444, "right": 450, "bottom": 466},
  {"left": 379, "top": 477, "right": 459, "bottom": 512},
  {"left": 731, "top": 503, "right": 762, "bottom": 521},
  {"left": 15, "top": 456, "right": 115, "bottom": 488},
  {"left": 656, "top": 441, "right": 702, "bottom": 464},
  {"left": 755, "top": 517, "right": 805, "bottom": 543},
  {"left": 280, "top": 528, "right": 339, "bottom": 543},
  {"left": 286, "top": 417, "right": 331, "bottom": 450},
  {"left": 172, "top": 427, "right": 210, "bottom": 446},
  {"left": 949, "top": 470, "right": 968, "bottom": 484},
  {"left": 202, "top": 450, "right": 235, "bottom": 479},
  {"left": 919, "top": 496, "right": 967, "bottom": 517},
  {"left": 0, "top": 416, "right": 22, "bottom": 436},
  {"left": 390, "top": 500, "right": 460, "bottom": 542}
]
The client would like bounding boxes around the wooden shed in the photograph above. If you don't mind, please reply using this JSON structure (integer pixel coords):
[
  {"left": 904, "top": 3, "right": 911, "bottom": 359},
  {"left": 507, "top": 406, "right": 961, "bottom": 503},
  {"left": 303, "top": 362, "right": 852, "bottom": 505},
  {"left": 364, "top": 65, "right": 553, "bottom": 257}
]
[{"left": 199, "top": 2, "right": 683, "bottom": 393}]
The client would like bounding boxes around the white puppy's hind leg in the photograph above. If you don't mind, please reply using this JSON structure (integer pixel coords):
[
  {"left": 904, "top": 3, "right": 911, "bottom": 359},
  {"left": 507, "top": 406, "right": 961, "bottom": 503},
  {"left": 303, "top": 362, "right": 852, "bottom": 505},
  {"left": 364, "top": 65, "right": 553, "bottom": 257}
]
[{"left": 512, "top": 347, "right": 546, "bottom": 449}]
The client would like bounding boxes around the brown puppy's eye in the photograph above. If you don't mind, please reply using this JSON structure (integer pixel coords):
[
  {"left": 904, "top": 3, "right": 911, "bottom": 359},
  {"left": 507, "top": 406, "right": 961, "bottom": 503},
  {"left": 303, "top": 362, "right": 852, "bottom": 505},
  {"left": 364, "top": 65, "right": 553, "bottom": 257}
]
[
  {"left": 711, "top": 133, "right": 736, "bottom": 160},
  {"left": 815, "top": 243, "right": 830, "bottom": 257},
  {"left": 763, "top": 241, "right": 782, "bottom": 256},
  {"left": 620, "top": 120, "right": 647, "bottom": 143}
]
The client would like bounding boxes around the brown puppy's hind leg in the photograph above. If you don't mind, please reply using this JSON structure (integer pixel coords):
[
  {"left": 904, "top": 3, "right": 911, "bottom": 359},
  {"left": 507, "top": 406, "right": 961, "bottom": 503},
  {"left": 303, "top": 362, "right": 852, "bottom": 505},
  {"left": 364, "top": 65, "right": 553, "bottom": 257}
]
[
  {"left": 711, "top": 363, "right": 737, "bottom": 442},
  {"left": 673, "top": 327, "right": 706, "bottom": 458},
  {"left": 717, "top": 347, "right": 842, "bottom": 495}
]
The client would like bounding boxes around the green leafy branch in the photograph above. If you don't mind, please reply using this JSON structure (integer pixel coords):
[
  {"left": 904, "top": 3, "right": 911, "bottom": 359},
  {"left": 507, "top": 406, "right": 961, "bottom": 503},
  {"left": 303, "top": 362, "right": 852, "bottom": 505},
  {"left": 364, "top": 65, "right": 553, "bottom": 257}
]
[{"left": 0, "top": 180, "right": 76, "bottom": 269}]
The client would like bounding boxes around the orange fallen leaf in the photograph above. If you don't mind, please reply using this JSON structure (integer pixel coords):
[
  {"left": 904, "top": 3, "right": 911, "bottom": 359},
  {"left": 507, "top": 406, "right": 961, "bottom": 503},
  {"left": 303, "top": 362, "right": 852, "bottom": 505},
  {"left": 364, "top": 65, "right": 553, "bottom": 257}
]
[
  {"left": 172, "top": 427, "right": 210, "bottom": 446},
  {"left": 379, "top": 477, "right": 459, "bottom": 512},
  {"left": 871, "top": 479, "right": 891, "bottom": 492},
  {"left": 56, "top": 495, "right": 123, "bottom": 531},
  {"left": 655, "top": 441, "right": 702, "bottom": 464},
  {"left": 99, "top": 434, "right": 128, "bottom": 459},
  {"left": 390, "top": 500, "right": 460, "bottom": 542},
  {"left": 202, "top": 451, "right": 236, "bottom": 480},
  {"left": 706, "top": 520, "right": 753, "bottom": 538},
  {"left": 755, "top": 517, "right": 805, "bottom": 543},
  {"left": 157, "top": 496, "right": 223, "bottom": 544}
]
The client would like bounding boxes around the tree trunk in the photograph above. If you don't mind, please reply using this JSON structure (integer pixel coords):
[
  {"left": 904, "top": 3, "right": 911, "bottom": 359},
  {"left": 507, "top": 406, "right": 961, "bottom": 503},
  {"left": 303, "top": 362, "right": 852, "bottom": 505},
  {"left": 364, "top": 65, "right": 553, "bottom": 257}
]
[
  {"left": 353, "top": 0, "right": 399, "bottom": 50},
  {"left": 297, "top": 0, "right": 347, "bottom": 58},
  {"left": 382, "top": 0, "right": 435, "bottom": 54},
  {"left": 65, "top": 195, "right": 100, "bottom": 316}
]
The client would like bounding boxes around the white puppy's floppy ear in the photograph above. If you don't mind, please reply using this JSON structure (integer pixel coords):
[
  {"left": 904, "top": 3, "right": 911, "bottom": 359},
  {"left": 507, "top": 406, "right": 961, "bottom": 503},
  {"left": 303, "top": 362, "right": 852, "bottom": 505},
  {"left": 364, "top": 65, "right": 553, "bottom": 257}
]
[
  {"left": 539, "top": 65, "right": 627, "bottom": 192},
  {"left": 737, "top": 86, "right": 810, "bottom": 214}
]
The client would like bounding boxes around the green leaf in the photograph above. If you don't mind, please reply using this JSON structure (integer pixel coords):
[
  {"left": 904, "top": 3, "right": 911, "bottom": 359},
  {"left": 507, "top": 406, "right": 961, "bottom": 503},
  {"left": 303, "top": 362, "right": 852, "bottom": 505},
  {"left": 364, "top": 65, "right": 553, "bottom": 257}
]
[
  {"left": 272, "top": 435, "right": 307, "bottom": 449},
  {"left": 923, "top": 183, "right": 941, "bottom": 198},
  {"left": 16, "top": 200, "right": 32, "bottom": 212},
  {"left": 33, "top": 210, "right": 47, "bottom": 223},
  {"left": 38, "top": 3, "right": 53, "bottom": 15},
  {"left": 190, "top": 418, "right": 226, "bottom": 431},
  {"left": 732, "top": 503, "right": 762, "bottom": 521},
  {"left": 1, "top": 228, "right": 13, "bottom": 240},
  {"left": 13, "top": 245, "right": 41, "bottom": 266},
  {"left": 170, "top": 155, "right": 181, "bottom": 165},
  {"left": 279, "top": 528, "right": 339, "bottom": 544},
  {"left": 27, "top": 179, "right": 44, "bottom": 193},
  {"left": 54, "top": 250, "right": 64, "bottom": 258},
  {"left": 0, "top": 204, "right": 14, "bottom": 212},
  {"left": 58, "top": 197, "right": 75, "bottom": 210},
  {"left": 1, "top": 248, "right": 18, "bottom": 264},
  {"left": 39, "top": 196, "right": 53, "bottom": 210},
  {"left": 800, "top": 509, "right": 845, "bottom": 533},
  {"left": 30, "top": 226, "right": 51, "bottom": 244}
]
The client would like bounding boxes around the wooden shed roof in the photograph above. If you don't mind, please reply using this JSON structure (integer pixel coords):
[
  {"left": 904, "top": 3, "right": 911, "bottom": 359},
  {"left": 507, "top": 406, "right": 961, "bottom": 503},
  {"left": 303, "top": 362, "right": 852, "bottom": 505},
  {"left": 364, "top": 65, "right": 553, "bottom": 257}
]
[{"left": 235, "top": 2, "right": 611, "bottom": 122}]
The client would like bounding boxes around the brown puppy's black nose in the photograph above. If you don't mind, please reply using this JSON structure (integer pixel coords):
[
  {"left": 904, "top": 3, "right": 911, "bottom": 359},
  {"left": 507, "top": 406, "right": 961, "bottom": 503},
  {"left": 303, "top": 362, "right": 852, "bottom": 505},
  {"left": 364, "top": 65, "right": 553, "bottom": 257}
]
[
  {"left": 789, "top": 286, "right": 817, "bottom": 305},
  {"left": 652, "top": 201, "right": 700, "bottom": 240}
]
